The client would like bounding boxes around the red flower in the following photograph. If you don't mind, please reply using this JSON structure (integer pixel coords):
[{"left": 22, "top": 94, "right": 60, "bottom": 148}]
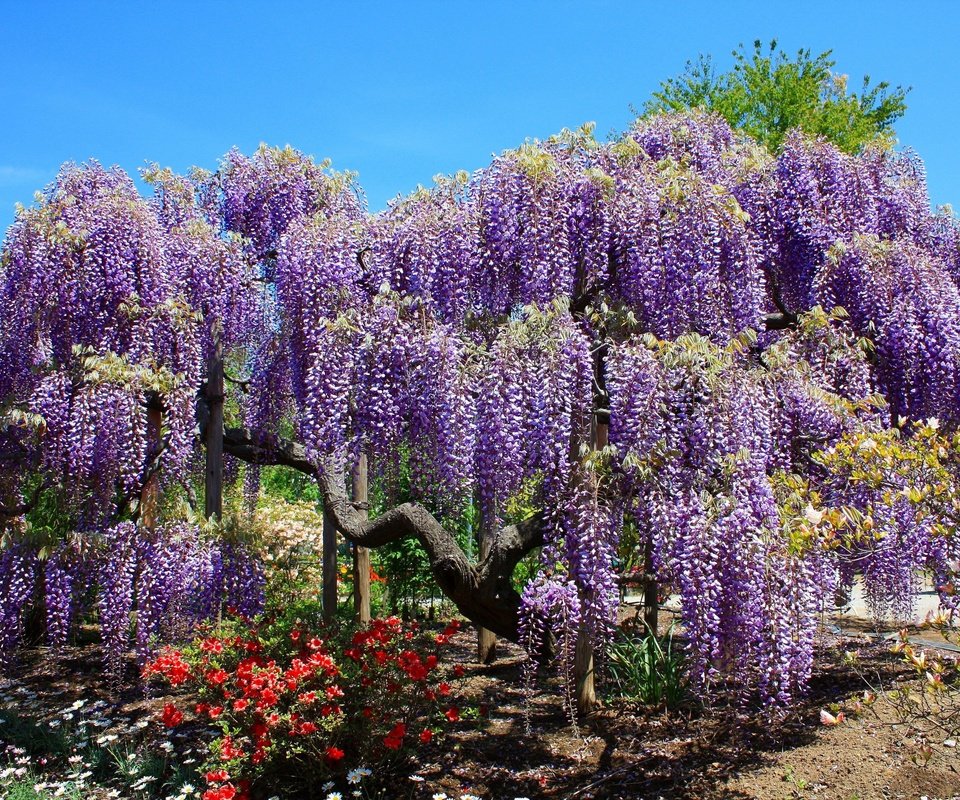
[
  {"left": 438, "top": 682, "right": 451, "bottom": 696},
  {"left": 325, "top": 746, "right": 345, "bottom": 763},
  {"left": 300, "top": 721, "right": 319, "bottom": 734},
  {"left": 445, "top": 706, "right": 460, "bottom": 723},
  {"left": 419, "top": 728, "right": 433, "bottom": 743},
  {"left": 407, "top": 663, "right": 428, "bottom": 681},
  {"left": 204, "top": 787, "right": 236, "bottom": 800},
  {"left": 161, "top": 703, "right": 183, "bottom": 728},
  {"left": 205, "top": 668, "right": 229, "bottom": 686},
  {"left": 257, "top": 688, "right": 279, "bottom": 708},
  {"left": 208, "top": 705, "right": 224, "bottom": 719},
  {"left": 144, "top": 649, "right": 192, "bottom": 686},
  {"left": 200, "top": 637, "right": 225, "bottom": 654},
  {"left": 205, "top": 769, "right": 230, "bottom": 783},
  {"left": 232, "top": 699, "right": 249, "bottom": 712},
  {"left": 383, "top": 722, "right": 406, "bottom": 750},
  {"left": 453, "top": 664, "right": 465, "bottom": 678},
  {"left": 221, "top": 736, "right": 246, "bottom": 761}
]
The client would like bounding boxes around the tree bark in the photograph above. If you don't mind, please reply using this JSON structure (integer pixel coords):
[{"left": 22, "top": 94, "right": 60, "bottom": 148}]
[
  {"left": 204, "top": 329, "right": 224, "bottom": 521},
  {"left": 574, "top": 628, "right": 596, "bottom": 715},
  {"left": 322, "top": 502, "right": 338, "bottom": 622},
  {"left": 200, "top": 415, "right": 546, "bottom": 640},
  {"left": 196, "top": 393, "right": 548, "bottom": 641},
  {"left": 351, "top": 453, "right": 371, "bottom": 625}
]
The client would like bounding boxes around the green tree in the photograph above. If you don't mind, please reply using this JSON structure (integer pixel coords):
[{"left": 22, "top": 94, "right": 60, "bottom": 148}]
[{"left": 645, "top": 39, "right": 909, "bottom": 154}]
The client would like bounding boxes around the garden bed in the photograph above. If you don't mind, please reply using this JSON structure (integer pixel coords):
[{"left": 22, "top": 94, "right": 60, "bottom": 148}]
[{"left": 2, "top": 619, "right": 958, "bottom": 800}]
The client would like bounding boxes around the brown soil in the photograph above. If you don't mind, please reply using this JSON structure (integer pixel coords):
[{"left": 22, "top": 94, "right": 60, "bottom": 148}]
[
  {"left": 2, "top": 622, "right": 959, "bottom": 800},
  {"left": 410, "top": 626, "right": 960, "bottom": 800}
]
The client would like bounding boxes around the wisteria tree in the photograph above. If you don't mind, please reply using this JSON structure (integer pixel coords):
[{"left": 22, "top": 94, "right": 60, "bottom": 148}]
[{"left": 1, "top": 112, "right": 959, "bottom": 713}]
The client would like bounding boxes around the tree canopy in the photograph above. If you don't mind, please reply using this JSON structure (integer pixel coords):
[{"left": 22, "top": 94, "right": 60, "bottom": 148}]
[
  {"left": 645, "top": 40, "right": 909, "bottom": 154},
  {"left": 1, "top": 109, "right": 958, "bottom": 709}
]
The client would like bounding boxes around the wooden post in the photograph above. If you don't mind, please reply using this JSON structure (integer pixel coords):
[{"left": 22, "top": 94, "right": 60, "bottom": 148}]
[
  {"left": 352, "top": 453, "right": 370, "bottom": 625},
  {"left": 322, "top": 502, "right": 338, "bottom": 623},
  {"left": 204, "top": 326, "right": 224, "bottom": 521},
  {"left": 575, "top": 412, "right": 607, "bottom": 715},
  {"left": 140, "top": 404, "right": 163, "bottom": 530},
  {"left": 477, "top": 518, "right": 497, "bottom": 664},
  {"left": 643, "top": 534, "right": 658, "bottom": 637}
]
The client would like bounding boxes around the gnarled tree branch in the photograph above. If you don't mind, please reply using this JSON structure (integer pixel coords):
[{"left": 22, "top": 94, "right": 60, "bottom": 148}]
[{"left": 201, "top": 403, "right": 545, "bottom": 640}]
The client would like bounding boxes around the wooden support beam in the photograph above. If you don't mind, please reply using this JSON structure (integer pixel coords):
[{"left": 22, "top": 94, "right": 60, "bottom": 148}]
[
  {"left": 352, "top": 453, "right": 371, "bottom": 625},
  {"left": 322, "top": 502, "right": 338, "bottom": 623},
  {"left": 204, "top": 328, "right": 224, "bottom": 521},
  {"left": 575, "top": 415, "right": 606, "bottom": 715},
  {"left": 477, "top": 522, "right": 498, "bottom": 664},
  {"left": 140, "top": 405, "right": 163, "bottom": 529}
]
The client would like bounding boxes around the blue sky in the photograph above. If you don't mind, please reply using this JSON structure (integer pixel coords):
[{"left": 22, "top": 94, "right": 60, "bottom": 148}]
[{"left": 1, "top": 1, "right": 957, "bottom": 231}]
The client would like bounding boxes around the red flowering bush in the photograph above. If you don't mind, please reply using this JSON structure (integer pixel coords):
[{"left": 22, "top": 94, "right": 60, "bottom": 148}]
[{"left": 144, "top": 616, "right": 464, "bottom": 797}]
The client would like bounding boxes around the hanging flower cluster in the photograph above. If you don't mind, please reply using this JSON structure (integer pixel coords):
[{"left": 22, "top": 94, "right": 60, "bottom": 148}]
[
  {"left": 0, "top": 521, "right": 263, "bottom": 677},
  {"left": 3, "top": 109, "right": 960, "bottom": 708}
]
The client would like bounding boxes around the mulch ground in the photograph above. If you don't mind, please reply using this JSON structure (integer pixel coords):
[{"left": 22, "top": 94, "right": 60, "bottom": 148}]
[
  {"left": 413, "top": 619, "right": 960, "bottom": 800},
  {"left": 2, "top": 617, "right": 959, "bottom": 800}
]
